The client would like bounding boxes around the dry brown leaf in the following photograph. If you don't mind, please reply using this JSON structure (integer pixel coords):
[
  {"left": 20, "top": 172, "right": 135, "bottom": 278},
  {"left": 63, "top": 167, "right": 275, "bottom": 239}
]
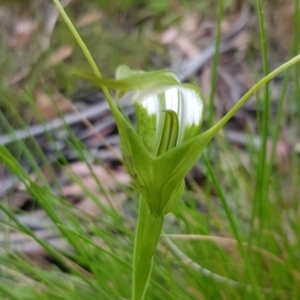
[
  {"left": 62, "top": 163, "right": 131, "bottom": 215},
  {"left": 77, "top": 192, "right": 127, "bottom": 216},
  {"left": 8, "top": 19, "right": 37, "bottom": 49},
  {"left": 174, "top": 36, "right": 199, "bottom": 58},
  {"left": 199, "top": 65, "right": 211, "bottom": 104},
  {"left": 267, "top": 139, "right": 291, "bottom": 166},
  {"left": 294, "top": 142, "right": 300, "bottom": 154},
  {"left": 7, "top": 191, "right": 29, "bottom": 208},
  {"left": 9, "top": 66, "right": 31, "bottom": 85},
  {"left": 160, "top": 27, "right": 178, "bottom": 44},
  {"left": 75, "top": 11, "right": 102, "bottom": 28},
  {"left": 68, "top": 163, "right": 130, "bottom": 188},
  {"left": 181, "top": 12, "right": 200, "bottom": 33},
  {"left": 265, "top": 1, "right": 294, "bottom": 53},
  {"left": 46, "top": 45, "right": 73, "bottom": 67},
  {"left": 34, "top": 90, "right": 72, "bottom": 119}
]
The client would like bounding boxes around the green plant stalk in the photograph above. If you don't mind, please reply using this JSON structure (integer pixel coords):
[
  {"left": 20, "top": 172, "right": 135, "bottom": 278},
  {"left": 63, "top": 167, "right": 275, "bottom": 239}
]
[
  {"left": 293, "top": 0, "right": 300, "bottom": 208},
  {"left": 252, "top": 0, "right": 270, "bottom": 252},
  {"left": 52, "top": 0, "right": 118, "bottom": 118},
  {"left": 132, "top": 199, "right": 164, "bottom": 300},
  {"left": 203, "top": 155, "right": 261, "bottom": 299},
  {"left": 205, "top": 0, "right": 224, "bottom": 230},
  {"left": 208, "top": 0, "right": 224, "bottom": 127},
  {"left": 202, "top": 54, "right": 300, "bottom": 138}
]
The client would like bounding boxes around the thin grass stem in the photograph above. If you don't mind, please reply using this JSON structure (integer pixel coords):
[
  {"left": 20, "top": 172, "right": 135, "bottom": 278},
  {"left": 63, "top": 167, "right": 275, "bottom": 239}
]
[{"left": 203, "top": 155, "right": 261, "bottom": 299}]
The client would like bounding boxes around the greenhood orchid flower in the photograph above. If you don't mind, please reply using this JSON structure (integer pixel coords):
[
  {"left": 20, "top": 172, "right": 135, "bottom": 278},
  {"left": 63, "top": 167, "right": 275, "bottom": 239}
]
[
  {"left": 76, "top": 66, "right": 207, "bottom": 216},
  {"left": 133, "top": 83, "right": 205, "bottom": 215}
]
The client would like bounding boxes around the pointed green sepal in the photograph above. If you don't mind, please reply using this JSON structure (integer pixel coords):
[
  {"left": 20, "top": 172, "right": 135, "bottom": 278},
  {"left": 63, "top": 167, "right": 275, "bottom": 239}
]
[
  {"left": 73, "top": 68, "right": 180, "bottom": 96},
  {"left": 75, "top": 66, "right": 206, "bottom": 215}
]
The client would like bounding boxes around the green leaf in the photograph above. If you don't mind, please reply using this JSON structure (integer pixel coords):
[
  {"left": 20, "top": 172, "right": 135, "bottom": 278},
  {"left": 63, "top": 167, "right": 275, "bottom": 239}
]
[
  {"left": 115, "top": 65, "right": 147, "bottom": 98},
  {"left": 115, "top": 65, "right": 145, "bottom": 80},
  {"left": 73, "top": 69, "right": 180, "bottom": 94}
]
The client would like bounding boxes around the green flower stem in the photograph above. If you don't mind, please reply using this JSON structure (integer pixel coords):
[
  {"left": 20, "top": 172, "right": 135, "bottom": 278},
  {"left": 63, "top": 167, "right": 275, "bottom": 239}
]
[
  {"left": 203, "top": 54, "right": 300, "bottom": 139},
  {"left": 52, "top": 0, "right": 118, "bottom": 117},
  {"left": 132, "top": 198, "right": 164, "bottom": 300}
]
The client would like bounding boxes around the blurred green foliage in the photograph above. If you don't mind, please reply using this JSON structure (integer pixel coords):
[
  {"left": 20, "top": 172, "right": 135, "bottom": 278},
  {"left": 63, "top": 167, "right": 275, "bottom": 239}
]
[
  {"left": 88, "top": 0, "right": 235, "bottom": 16},
  {"left": 90, "top": 0, "right": 173, "bottom": 12},
  {"left": 0, "top": 0, "right": 30, "bottom": 6}
]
